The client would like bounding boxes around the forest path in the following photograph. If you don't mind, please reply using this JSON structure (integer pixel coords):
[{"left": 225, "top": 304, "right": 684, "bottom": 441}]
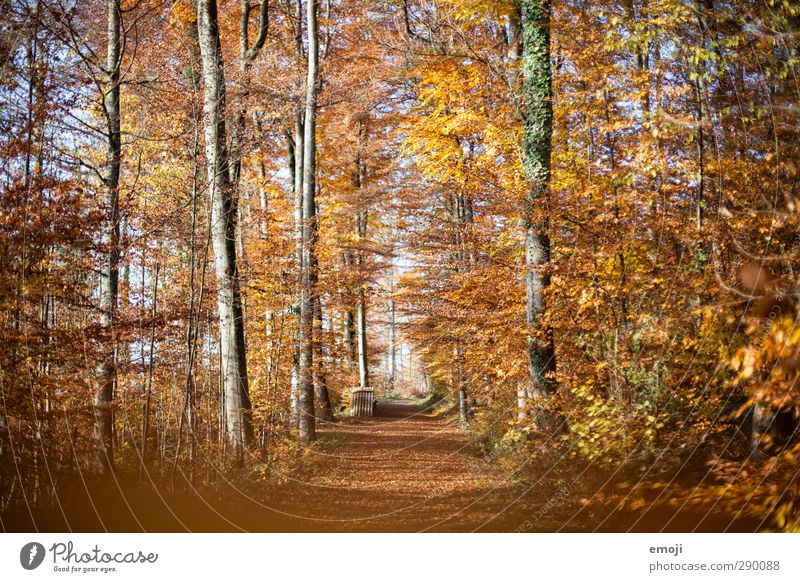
[
  {"left": 7, "top": 399, "right": 762, "bottom": 532},
  {"left": 11, "top": 398, "right": 560, "bottom": 532},
  {"left": 258, "top": 399, "right": 541, "bottom": 532}
]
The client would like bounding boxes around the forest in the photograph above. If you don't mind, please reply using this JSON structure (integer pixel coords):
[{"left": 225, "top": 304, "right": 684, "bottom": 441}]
[{"left": 1, "top": 0, "right": 799, "bottom": 533}]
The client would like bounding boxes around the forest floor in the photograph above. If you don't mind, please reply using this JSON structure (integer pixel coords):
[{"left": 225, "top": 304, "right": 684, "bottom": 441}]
[
  {"left": 2, "top": 399, "right": 763, "bottom": 532},
  {"left": 253, "top": 398, "right": 560, "bottom": 532}
]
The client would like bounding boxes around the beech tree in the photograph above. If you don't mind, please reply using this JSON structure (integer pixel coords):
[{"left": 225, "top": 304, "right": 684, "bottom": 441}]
[
  {"left": 197, "top": 0, "right": 253, "bottom": 458},
  {"left": 93, "top": 0, "right": 122, "bottom": 474},
  {"left": 297, "top": 0, "right": 320, "bottom": 443}
]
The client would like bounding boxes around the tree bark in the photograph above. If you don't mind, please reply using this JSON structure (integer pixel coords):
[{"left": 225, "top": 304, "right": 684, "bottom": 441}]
[
  {"left": 387, "top": 291, "right": 397, "bottom": 392},
  {"left": 451, "top": 188, "right": 472, "bottom": 423},
  {"left": 141, "top": 261, "right": 159, "bottom": 469},
  {"left": 197, "top": 0, "right": 253, "bottom": 460},
  {"left": 505, "top": 5, "right": 522, "bottom": 97},
  {"left": 520, "top": 0, "right": 556, "bottom": 420},
  {"left": 342, "top": 291, "right": 356, "bottom": 372},
  {"left": 354, "top": 209, "right": 368, "bottom": 390},
  {"left": 356, "top": 277, "right": 369, "bottom": 389},
  {"left": 455, "top": 347, "right": 467, "bottom": 426},
  {"left": 297, "top": 0, "right": 319, "bottom": 443},
  {"left": 289, "top": 0, "right": 304, "bottom": 425},
  {"left": 93, "top": 0, "right": 122, "bottom": 475},
  {"left": 313, "top": 295, "right": 334, "bottom": 422},
  {"left": 351, "top": 120, "right": 370, "bottom": 391},
  {"left": 290, "top": 109, "right": 304, "bottom": 428}
]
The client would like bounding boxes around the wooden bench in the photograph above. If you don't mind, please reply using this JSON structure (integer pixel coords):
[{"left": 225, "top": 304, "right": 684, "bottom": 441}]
[{"left": 349, "top": 387, "right": 375, "bottom": 417}]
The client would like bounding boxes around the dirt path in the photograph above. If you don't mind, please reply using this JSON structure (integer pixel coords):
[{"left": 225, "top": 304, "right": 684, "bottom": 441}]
[
  {"left": 5, "top": 399, "right": 559, "bottom": 532},
  {"left": 257, "top": 399, "right": 539, "bottom": 532}
]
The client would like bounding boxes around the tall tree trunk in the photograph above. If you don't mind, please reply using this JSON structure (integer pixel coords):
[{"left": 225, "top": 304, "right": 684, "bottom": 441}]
[
  {"left": 197, "top": 0, "right": 253, "bottom": 461},
  {"left": 356, "top": 275, "right": 369, "bottom": 389},
  {"left": 290, "top": 109, "right": 304, "bottom": 428},
  {"left": 455, "top": 347, "right": 467, "bottom": 426},
  {"left": 343, "top": 296, "right": 356, "bottom": 370},
  {"left": 141, "top": 261, "right": 159, "bottom": 469},
  {"left": 174, "top": 16, "right": 204, "bottom": 483},
  {"left": 354, "top": 209, "right": 368, "bottom": 390},
  {"left": 352, "top": 120, "right": 370, "bottom": 391},
  {"left": 449, "top": 187, "right": 472, "bottom": 423},
  {"left": 290, "top": 0, "right": 304, "bottom": 425},
  {"left": 314, "top": 295, "right": 334, "bottom": 422},
  {"left": 354, "top": 215, "right": 368, "bottom": 391},
  {"left": 256, "top": 157, "right": 269, "bottom": 235},
  {"left": 93, "top": 0, "right": 121, "bottom": 475},
  {"left": 311, "top": 184, "right": 333, "bottom": 421},
  {"left": 520, "top": 0, "right": 556, "bottom": 420},
  {"left": 297, "top": 0, "right": 319, "bottom": 443},
  {"left": 228, "top": 1, "right": 268, "bottom": 347},
  {"left": 387, "top": 284, "right": 397, "bottom": 393},
  {"left": 509, "top": 6, "right": 531, "bottom": 422}
]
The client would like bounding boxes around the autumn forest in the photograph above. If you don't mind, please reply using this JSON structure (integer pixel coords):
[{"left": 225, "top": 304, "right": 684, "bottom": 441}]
[{"left": 1, "top": 0, "right": 799, "bottom": 532}]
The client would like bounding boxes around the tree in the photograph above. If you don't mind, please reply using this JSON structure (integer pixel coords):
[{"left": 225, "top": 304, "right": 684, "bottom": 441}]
[
  {"left": 297, "top": 0, "right": 319, "bottom": 443},
  {"left": 520, "top": 0, "right": 556, "bottom": 422},
  {"left": 197, "top": 0, "right": 253, "bottom": 460},
  {"left": 93, "top": 0, "right": 123, "bottom": 474},
  {"left": 353, "top": 117, "right": 370, "bottom": 392}
]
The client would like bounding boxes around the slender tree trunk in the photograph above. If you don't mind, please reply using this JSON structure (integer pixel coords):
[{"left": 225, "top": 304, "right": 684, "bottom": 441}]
[
  {"left": 313, "top": 296, "right": 334, "bottom": 422},
  {"left": 197, "top": 0, "right": 253, "bottom": 461},
  {"left": 289, "top": 0, "right": 304, "bottom": 426},
  {"left": 354, "top": 206, "right": 368, "bottom": 390},
  {"left": 310, "top": 185, "right": 333, "bottom": 421},
  {"left": 450, "top": 188, "right": 472, "bottom": 423},
  {"left": 298, "top": 0, "right": 319, "bottom": 443},
  {"left": 289, "top": 0, "right": 305, "bottom": 431},
  {"left": 141, "top": 261, "right": 159, "bottom": 469},
  {"left": 228, "top": 0, "right": 268, "bottom": 347},
  {"left": 175, "top": 16, "right": 205, "bottom": 482},
  {"left": 290, "top": 95, "right": 304, "bottom": 429},
  {"left": 516, "top": 384, "right": 528, "bottom": 420},
  {"left": 351, "top": 120, "right": 370, "bottom": 391},
  {"left": 458, "top": 386, "right": 468, "bottom": 425},
  {"left": 289, "top": 360, "right": 299, "bottom": 426},
  {"left": 509, "top": 6, "right": 533, "bottom": 423},
  {"left": 455, "top": 347, "right": 467, "bottom": 426},
  {"left": 520, "top": 0, "right": 556, "bottom": 420},
  {"left": 356, "top": 280, "right": 369, "bottom": 389},
  {"left": 343, "top": 300, "right": 356, "bottom": 369},
  {"left": 93, "top": 0, "right": 121, "bottom": 474},
  {"left": 387, "top": 291, "right": 397, "bottom": 393},
  {"left": 256, "top": 158, "right": 268, "bottom": 236}
]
